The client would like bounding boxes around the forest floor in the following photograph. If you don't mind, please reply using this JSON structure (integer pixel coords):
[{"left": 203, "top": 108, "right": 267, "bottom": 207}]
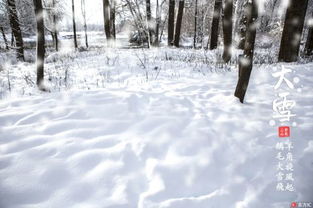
[{"left": 0, "top": 34, "right": 313, "bottom": 207}]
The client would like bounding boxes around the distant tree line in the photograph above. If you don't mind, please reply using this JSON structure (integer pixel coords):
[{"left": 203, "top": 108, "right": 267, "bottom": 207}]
[{"left": 0, "top": 0, "right": 312, "bottom": 100}]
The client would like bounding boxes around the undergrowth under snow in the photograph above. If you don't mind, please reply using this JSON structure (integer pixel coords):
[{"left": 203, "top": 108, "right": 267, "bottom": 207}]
[{"left": 0, "top": 47, "right": 313, "bottom": 208}]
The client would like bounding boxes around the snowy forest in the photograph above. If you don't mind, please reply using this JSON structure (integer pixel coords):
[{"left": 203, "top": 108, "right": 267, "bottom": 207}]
[{"left": 0, "top": 0, "right": 313, "bottom": 207}]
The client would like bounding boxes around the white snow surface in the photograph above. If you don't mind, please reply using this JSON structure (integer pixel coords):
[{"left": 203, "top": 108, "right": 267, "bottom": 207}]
[{"left": 0, "top": 48, "right": 313, "bottom": 208}]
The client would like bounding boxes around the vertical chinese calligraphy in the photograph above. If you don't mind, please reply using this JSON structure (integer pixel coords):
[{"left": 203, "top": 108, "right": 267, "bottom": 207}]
[{"left": 272, "top": 65, "right": 297, "bottom": 192}]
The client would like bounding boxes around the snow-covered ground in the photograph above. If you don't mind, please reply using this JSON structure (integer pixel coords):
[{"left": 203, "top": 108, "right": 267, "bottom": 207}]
[{"left": 0, "top": 46, "right": 313, "bottom": 208}]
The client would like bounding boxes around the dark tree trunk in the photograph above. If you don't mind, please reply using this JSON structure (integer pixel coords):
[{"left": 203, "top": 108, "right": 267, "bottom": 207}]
[
  {"left": 238, "top": 13, "right": 247, "bottom": 49},
  {"left": 81, "top": 0, "right": 89, "bottom": 48},
  {"left": 32, "top": 0, "right": 45, "bottom": 89},
  {"left": 50, "top": 31, "right": 55, "bottom": 47},
  {"left": 11, "top": 32, "right": 15, "bottom": 46},
  {"left": 7, "top": 0, "right": 24, "bottom": 60},
  {"left": 200, "top": 4, "right": 204, "bottom": 47},
  {"left": 222, "top": 0, "right": 233, "bottom": 63},
  {"left": 0, "top": 26, "right": 9, "bottom": 50},
  {"left": 234, "top": 0, "right": 258, "bottom": 103},
  {"left": 110, "top": 0, "right": 116, "bottom": 40},
  {"left": 71, "top": 0, "right": 78, "bottom": 48},
  {"left": 304, "top": 12, "right": 313, "bottom": 56},
  {"left": 193, "top": 0, "right": 198, "bottom": 48},
  {"left": 168, "top": 0, "right": 175, "bottom": 46},
  {"left": 174, "top": 0, "right": 185, "bottom": 47},
  {"left": 145, "top": 0, "right": 152, "bottom": 45},
  {"left": 237, "top": 0, "right": 248, "bottom": 49},
  {"left": 52, "top": 0, "right": 58, "bottom": 51},
  {"left": 53, "top": 17, "right": 59, "bottom": 51},
  {"left": 278, "top": 0, "right": 308, "bottom": 62},
  {"left": 209, "top": 0, "right": 222, "bottom": 50},
  {"left": 103, "top": 0, "right": 112, "bottom": 43}
]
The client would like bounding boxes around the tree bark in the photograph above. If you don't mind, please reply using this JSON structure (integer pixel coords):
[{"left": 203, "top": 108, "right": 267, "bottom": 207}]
[
  {"left": 52, "top": 0, "right": 59, "bottom": 51},
  {"left": 81, "top": 0, "right": 89, "bottom": 48},
  {"left": 193, "top": 0, "right": 198, "bottom": 48},
  {"left": 110, "top": 0, "right": 116, "bottom": 40},
  {"left": 209, "top": 0, "right": 222, "bottom": 50},
  {"left": 238, "top": 10, "right": 247, "bottom": 49},
  {"left": 234, "top": 0, "right": 258, "bottom": 103},
  {"left": 278, "top": 0, "right": 308, "bottom": 62},
  {"left": 103, "top": 0, "right": 112, "bottom": 43},
  {"left": 304, "top": 12, "right": 313, "bottom": 56},
  {"left": 7, "top": 0, "right": 24, "bottom": 60},
  {"left": 0, "top": 26, "right": 9, "bottom": 50},
  {"left": 199, "top": 3, "right": 204, "bottom": 48},
  {"left": 222, "top": 0, "right": 233, "bottom": 63},
  {"left": 174, "top": 0, "right": 185, "bottom": 47},
  {"left": 168, "top": 0, "right": 175, "bottom": 46},
  {"left": 32, "top": 0, "right": 45, "bottom": 89},
  {"left": 11, "top": 32, "right": 15, "bottom": 47},
  {"left": 53, "top": 17, "right": 59, "bottom": 51},
  {"left": 145, "top": 0, "right": 152, "bottom": 45},
  {"left": 235, "top": 0, "right": 247, "bottom": 49},
  {"left": 71, "top": 0, "right": 78, "bottom": 48}
]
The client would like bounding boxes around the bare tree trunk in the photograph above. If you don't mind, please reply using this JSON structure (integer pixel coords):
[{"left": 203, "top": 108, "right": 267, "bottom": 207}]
[
  {"left": 222, "top": 0, "right": 233, "bottom": 63},
  {"left": 11, "top": 32, "right": 15, "bottom": 46},
  {"left": 237, "top": 8, "right": 247, "bottom": 49},
  {"left": 234, "top": 0, "right": 246, "bottom": 49},
  {"left": 278, "top": 0, "right": 308, "bottom": 62},
  {"left": 209, "top": 0, "right": 222, "bottom": 50},
  {"left": 32, "top": 0, "right": 45, "bottom": 90},
  {"left": 168, "top": 0, "right": 175, "bottom": 46},
  {"left": 0, "top": 26, "right": 9, "bottom": 50},
  {"left": 110, "top": 0, "right": 116, "bottom": 40},
  {"left": 103, "top": 0, "right": 112, "bottom": 44},
  {"left": 7, "top": 0, "right": 24, "bottom": 60},
  {"left": 200, "top": 4, "right": 204, "bottom": 48},
  {"left": 71, "top": 0, "right": 78, "bottom": 48},
  {"left": 52, "top": 0, "right": 58, "bottom": 51},
  {"left": 154, "top": 0, "right": 160, "bottom": 46},
  {"left": 81, "top": 0, "right": 88, "bottom": 48},
  {"left": 234, "top": 0, "right": 258, "bottom": 103},
  {"left": 50, "top": 31, "right": 55, "bottom": 47},
  {"left": 53, "top": 16, "right": 59, "bottom": 51},
  {"left": 193, "top": 0, "right": 198, "bottom": 48},
  {"left": 174, "top": 0, "right": 185, "bottom": 47},
  {"left": 204, "top": 6, "right": 211, "bottom": 49},
  {"left": 145, "top": 0, "right": 152, "bottom": 46},
  {"left": 304, "top": 11, "right": 313, "bottom": 56}
]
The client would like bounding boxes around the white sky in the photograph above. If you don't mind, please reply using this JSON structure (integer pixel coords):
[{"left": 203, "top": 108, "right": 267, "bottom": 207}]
[{"left": 64, "top": 0, "right": 105, "bottom": 26}]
